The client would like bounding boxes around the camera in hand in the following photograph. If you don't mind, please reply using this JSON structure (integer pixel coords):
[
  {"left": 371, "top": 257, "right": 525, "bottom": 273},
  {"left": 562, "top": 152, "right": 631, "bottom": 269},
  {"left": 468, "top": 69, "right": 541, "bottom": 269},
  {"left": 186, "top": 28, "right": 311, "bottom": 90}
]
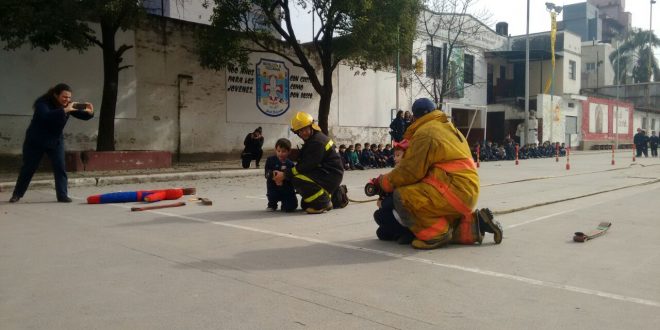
[
  {"left": 364, "top": 182, "right": 387, "bottom": 197},
  {"left": 73, "top": 102, "right": 87, "bottom": 110}
]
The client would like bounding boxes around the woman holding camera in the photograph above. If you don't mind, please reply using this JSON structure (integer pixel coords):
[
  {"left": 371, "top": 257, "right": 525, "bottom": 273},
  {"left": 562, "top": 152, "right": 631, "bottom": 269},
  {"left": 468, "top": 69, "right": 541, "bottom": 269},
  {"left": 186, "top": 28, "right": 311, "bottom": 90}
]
[{"left": 9, "top": 83, "right": 94, "bottom": 203}]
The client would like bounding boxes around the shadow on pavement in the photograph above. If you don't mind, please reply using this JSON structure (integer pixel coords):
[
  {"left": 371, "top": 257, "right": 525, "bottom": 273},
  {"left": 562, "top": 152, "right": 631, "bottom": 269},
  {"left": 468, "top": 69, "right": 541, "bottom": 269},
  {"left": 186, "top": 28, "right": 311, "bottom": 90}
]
[{"left": 173, "top": 241, "right": 395, "bottom": 271}]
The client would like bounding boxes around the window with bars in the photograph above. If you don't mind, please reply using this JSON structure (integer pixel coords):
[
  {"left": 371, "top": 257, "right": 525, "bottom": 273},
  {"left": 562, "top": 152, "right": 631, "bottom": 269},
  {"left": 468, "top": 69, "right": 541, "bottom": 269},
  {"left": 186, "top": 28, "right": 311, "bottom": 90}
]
[
  {"left": 464, "top": 54, "right": 474, "bottom": 84},
  {"left": 569, "top": 60, "right": 576, "bottom": 80},
  {"left": 426, "top": 45, "right": 443, "bottom": 79}
]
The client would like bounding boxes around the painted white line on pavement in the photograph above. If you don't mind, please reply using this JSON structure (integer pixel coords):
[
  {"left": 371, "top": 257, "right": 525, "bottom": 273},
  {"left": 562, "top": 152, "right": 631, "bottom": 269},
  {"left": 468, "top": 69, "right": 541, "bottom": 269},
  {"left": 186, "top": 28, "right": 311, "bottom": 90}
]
[
  {"left": 506, "top": 210, "right": 573, "bottom": 229},
  {"left": 506, "top": 198, "right": 613, "bottom": 229},
  {"left": 125, "top": 204, "right": 660, "bottom": 309},
  {"left": 61, "top": 191, "right": 659, "bottom": 308},
  {"left": 245, "top": 195, "right": 267, "bottom": 200}
]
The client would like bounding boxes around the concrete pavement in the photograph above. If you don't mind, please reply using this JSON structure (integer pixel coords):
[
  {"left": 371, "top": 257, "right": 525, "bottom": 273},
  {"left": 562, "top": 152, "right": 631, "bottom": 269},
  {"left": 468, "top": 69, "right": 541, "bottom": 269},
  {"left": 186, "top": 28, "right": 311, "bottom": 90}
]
[
  {"left": 0, "top": 159, "right": 258, "bottom": 192},
  {"left": 1, "top": 151, "right": 660, "bottom": 329},
  {"left": 0, "top": 150, "right": 649, "bottom": 193}
]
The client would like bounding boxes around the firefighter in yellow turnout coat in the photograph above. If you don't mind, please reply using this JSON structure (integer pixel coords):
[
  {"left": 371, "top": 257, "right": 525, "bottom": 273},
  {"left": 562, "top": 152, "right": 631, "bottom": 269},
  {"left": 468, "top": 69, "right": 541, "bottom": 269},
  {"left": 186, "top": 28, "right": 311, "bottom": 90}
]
[{"left": 374, "top": 98, "right": 503, "bottom": 249}]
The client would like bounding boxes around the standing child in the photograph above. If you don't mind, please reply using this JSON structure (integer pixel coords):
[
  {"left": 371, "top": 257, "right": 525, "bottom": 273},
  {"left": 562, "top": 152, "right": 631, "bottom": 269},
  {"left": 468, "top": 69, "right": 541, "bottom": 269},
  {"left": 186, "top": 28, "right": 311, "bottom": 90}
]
[{"left": 264, "top": 138, "right": 298, "bottom": 212}]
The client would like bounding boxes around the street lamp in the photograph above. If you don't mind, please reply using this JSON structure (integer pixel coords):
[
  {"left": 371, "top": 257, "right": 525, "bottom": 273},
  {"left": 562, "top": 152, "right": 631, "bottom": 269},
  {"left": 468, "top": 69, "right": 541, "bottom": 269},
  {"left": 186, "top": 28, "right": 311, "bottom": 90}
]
[{"left": 545, "top": 2, "right": 563, "bottom": 14}]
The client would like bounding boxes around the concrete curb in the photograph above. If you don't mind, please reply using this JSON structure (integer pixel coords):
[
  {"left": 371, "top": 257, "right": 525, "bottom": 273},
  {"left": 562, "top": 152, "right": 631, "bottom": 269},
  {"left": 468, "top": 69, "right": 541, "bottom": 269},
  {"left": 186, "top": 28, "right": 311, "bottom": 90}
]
[{"left": 0, "top": 169, "right": 261, "bottom": 192}]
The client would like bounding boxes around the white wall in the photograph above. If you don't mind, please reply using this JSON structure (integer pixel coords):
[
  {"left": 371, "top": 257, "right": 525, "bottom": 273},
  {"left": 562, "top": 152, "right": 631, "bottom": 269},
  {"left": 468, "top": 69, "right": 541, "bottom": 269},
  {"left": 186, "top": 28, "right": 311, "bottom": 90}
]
[
  {"left": 0, "top": 17, "right": 398, "bottom": 156},
  {"left": 537, "top": 94, "right": 566, "bottom": 143},
  {"left": 144, "top": 0, "right": 213, "bottom": 25},
  {"left": 558, "top": 32, "right": 582, "bottom": 95},
  {"left": 634, "top": 111, "right": 660, "bottom": 135},
  {"left": 0, "top": 23, "right": 136, "bottom": 152},
  {"left": 337, "top": 66, "right": 396, "bottom": 128},
  {"left": 581, "top": 42, "right": 615, "bottom": 88}
]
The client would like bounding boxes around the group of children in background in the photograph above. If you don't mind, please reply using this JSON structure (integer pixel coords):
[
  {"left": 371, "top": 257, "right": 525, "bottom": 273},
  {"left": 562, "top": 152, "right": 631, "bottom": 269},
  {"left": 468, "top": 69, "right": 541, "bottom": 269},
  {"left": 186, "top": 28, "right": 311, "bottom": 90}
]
[
  {"left": 338, "top": 142, "right": 397, "bottom": 170},
  {"left": 473, "top": 138, "right": 566, "bottom": 162},
  {"left": 262, "top": 138, "right": 409, "bottom": 212}
]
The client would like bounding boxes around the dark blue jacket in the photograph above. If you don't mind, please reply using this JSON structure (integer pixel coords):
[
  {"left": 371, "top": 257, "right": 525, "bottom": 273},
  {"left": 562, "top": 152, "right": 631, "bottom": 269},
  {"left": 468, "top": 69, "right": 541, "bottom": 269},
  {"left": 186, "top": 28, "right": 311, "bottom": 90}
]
[
  {"left": 633, "top": 132, "right": 648, "bottom": 147},
  {"left": 389, "top": 117, "right": 406, "bottom": 142},
  {"left": 265, "top": 156, "right": 295, "bottom": 189},
  {"left": 650, "top": 136, "right": 659, "bottom": 147},
  {"left": 26, "top": 96, "right": 94, "bottom": 148}
]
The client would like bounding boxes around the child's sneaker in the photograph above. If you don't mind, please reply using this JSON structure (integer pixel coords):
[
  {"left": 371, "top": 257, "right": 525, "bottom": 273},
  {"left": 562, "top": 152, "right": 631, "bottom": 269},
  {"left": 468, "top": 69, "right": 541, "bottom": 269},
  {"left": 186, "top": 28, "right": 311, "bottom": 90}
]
[{"left": 266, "top": 205, "right": 277, "bottom": 212}]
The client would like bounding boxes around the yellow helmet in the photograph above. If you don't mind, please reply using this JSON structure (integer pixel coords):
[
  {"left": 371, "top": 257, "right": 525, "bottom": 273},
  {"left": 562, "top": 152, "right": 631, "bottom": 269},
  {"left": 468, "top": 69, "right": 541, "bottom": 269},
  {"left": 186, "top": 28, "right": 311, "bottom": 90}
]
[{"left": 290, "top": 111, "right": 321, "bottom": 132}]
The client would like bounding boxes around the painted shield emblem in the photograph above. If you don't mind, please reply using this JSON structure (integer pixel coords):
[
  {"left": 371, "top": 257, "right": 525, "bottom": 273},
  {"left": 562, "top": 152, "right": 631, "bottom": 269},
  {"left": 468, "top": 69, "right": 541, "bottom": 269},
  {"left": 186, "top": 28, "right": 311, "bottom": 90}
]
[{"left": 256, "top": 59, "right": 290, "bottom": 117}]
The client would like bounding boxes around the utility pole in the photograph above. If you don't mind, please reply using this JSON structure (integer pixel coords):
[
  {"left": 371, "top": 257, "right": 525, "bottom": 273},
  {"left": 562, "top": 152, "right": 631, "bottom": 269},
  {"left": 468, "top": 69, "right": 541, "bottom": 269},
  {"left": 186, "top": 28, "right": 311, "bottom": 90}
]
[
  {"left": 647, "top": 0, "right": 655, "bottom": 130},
  {"left": 616, "top": 39, "right": 620, "bottom": 149},
  {"left": 595, "top": 40, "right": 599, "bottom": 91},
  {"left": 524, "top": 0, "right": 530, "bottom": 147},
  {"left": 396, "top": 25, "right": 400, "bottom": 113}
]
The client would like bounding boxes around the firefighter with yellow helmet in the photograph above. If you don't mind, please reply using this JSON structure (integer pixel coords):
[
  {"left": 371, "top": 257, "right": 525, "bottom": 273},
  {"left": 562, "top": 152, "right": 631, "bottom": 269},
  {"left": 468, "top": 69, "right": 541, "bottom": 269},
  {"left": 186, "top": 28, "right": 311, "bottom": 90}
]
[
  {"left": 272, "top": 112, "right": 344, "bottom": 213},
  {"left": 369, "top": 98, "right": 503, "bottom": 249}
]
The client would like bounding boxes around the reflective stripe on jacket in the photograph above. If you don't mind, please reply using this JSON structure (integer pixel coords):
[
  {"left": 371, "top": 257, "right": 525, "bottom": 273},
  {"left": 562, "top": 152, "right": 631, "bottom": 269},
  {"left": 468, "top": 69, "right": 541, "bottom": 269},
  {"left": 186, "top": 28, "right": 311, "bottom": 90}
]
[{"left": 381, "top": 111, "right": 479, "bottom": 240}]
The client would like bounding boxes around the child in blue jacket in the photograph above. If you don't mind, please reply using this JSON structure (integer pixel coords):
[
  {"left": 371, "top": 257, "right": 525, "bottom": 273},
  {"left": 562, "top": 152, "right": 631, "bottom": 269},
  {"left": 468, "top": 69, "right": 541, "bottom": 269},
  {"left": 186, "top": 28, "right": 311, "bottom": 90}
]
[{"left": 264, "top": 138, "right": 298, "bottom": 212}]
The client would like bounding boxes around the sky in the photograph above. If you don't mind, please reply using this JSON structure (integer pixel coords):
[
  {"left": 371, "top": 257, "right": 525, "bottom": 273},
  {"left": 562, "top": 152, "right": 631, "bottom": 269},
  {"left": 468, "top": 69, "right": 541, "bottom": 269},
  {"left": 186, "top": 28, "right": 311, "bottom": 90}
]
[{"left": 290, "top": 0, "right": 658, "bottom": 41}]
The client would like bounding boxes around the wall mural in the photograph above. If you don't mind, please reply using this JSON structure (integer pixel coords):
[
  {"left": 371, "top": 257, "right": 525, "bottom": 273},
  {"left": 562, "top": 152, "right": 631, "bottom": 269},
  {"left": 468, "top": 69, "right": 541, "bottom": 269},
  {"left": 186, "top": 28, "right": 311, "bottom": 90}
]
[
  {"left": 447, "top": 47, "right": 464, "bottom": 99},
  {"left": 589, "top": 103, "right": 608, "bottom": 133},
  {"left": 614, "top": 106, "right": 629, "bottom": 135},
  {"left": 256, "top": 59, "right": 290, "bottom": 117},
  {"left": 226, "top": 55, "right": 316, "bottom": 124}
]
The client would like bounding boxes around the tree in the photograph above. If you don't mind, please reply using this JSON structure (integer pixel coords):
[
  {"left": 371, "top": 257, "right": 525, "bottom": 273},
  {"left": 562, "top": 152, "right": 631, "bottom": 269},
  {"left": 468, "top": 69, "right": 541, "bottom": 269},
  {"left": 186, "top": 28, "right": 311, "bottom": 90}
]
[
  {"left": 610, "top": 28, "right": 660, "bottom": 84},
  {"left": 196, "top": 0, "right": 421, "bottom": 134},
  {"left": 0, "top": 0, "right": 146, "bottom": 151},
  {"left": 413, "top": 0, "right": 491, "bottom": 105}
]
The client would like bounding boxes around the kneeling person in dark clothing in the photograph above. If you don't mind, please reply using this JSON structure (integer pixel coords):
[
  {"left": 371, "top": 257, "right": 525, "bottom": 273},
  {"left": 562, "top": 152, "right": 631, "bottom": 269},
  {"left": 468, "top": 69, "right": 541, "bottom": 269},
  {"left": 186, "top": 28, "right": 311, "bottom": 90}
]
[
  {"left": 264, "top": 138, "right": 298, "bottom": 212},
  {"left": 373, "top": 140, "right": 414, "bottom": 244},
  {"left": 273, "top": 112, "right": 344, "bottom": 214},
  {"left": 241, "top": 127, "right": 264, "bottom": 168}
]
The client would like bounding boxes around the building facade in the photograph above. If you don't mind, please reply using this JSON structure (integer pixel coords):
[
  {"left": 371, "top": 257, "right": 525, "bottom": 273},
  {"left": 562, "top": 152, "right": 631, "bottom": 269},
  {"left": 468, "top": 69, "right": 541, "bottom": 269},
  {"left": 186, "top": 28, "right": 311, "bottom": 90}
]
[
  {"left": 485, "top": 30, "right": 583, "bottom": 146},
  {"left": 0, "top": 16, "right": 400, "bottom": 158},
  {"left": 581, "top": 41, "right": 616, "bottom": 90},
  {"left": 560, "top": 2, "right": 602, "bottom": 42},
  {"left": 410, "top": 10, "right": 508, "bottom": 145}
]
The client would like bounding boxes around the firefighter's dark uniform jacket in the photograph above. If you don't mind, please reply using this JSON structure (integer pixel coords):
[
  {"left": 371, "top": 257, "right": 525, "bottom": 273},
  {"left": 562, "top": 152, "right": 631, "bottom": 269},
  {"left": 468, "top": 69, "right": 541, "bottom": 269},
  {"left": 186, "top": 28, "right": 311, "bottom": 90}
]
[{"left": 285, "top": 130, "right": 343, "bottom": 205}]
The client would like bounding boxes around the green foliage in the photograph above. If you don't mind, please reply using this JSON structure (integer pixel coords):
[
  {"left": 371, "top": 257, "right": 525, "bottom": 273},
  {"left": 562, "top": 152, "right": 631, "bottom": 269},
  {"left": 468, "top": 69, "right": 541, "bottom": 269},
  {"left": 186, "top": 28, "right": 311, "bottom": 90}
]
[
  {"left": 197, "top": 0, "right": 421, "bottom": 133},
  {"left": 0, "top": 1, "right": 92, "bottom": 51},
  {"left": 0, "top": 0, "right": 146, "bottom": 51},
  {"left": 335, "top": 0, "right": 420, "bottom": 70},
  {"left": 196, "top": 0, "right": 420, "bottom": 71},
  {"left": 610, "top": 28, "right": 660, "bottom": 84}
]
